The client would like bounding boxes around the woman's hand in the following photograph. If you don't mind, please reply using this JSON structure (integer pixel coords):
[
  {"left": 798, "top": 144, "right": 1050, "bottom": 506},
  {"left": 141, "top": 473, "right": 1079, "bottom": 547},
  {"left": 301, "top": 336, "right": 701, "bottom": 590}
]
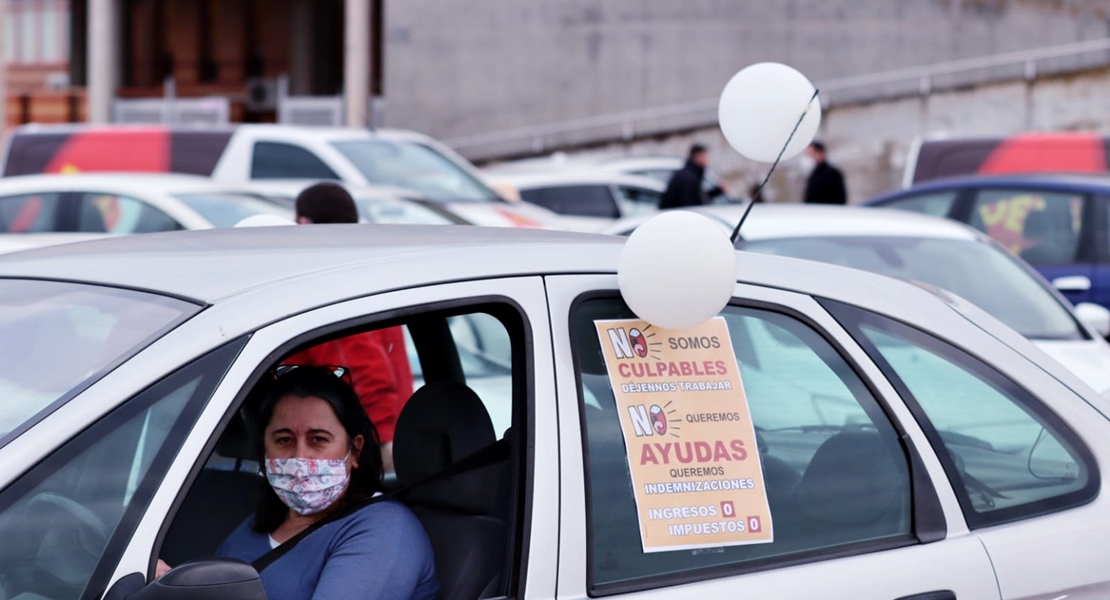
[{"left": 156, "top": 559, "right": 172, "bottom": 578}]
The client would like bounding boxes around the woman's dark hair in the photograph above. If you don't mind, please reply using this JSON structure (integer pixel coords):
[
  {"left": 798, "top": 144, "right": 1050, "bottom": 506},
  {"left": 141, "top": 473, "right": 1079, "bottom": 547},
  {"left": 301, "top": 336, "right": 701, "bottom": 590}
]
[{"left": 251, "top": 365, "right": 383, "bottom": 533}]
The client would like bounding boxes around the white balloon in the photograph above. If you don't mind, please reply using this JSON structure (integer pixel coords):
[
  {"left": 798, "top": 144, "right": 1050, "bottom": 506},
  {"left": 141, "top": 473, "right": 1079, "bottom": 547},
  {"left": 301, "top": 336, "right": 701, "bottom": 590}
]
[
  {"left": 718, "top": 62, "right": 822, "bottom": 163},
  {"left": 234, "top": 214, "right": 296, "bottom": 228},
  {"left": 618, "top": 211, "right": 737, "bottom": 330}
]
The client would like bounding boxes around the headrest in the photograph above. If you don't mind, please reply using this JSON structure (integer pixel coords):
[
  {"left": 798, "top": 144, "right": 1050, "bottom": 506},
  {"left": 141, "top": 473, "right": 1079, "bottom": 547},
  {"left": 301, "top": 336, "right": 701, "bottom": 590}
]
[
  {"left": 1023, "top": 209, "right": 1067, "bottom": 238},
  {"left": 794, "top": 431, "right": 907, "bottom": 525},
  {"left": 394, "top": 382, "right": 499, "bottom": 515}
]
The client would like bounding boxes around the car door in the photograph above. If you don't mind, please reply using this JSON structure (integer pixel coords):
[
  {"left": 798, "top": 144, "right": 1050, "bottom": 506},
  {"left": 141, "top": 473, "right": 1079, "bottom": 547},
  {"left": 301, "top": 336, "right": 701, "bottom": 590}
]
[
  {"left": 547, "top": 275, "right": 1000, "bottom": 600},
  {"left": 97, "top": 277, "right": 557, "bottom": 600},
  {"left": 957, "top": 187, "right": 1096, "bottom": 306}
]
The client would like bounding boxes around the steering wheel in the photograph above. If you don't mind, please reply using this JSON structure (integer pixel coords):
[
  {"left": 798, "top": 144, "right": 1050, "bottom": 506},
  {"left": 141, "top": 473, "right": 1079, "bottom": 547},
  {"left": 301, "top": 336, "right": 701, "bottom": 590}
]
[{"left": 26, "top": 492, "right": 111, "bottom": 592}]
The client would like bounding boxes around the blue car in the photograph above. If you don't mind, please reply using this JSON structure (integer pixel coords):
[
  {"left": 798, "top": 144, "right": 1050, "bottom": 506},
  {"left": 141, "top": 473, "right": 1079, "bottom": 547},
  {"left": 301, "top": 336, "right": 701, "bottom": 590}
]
[{"left": 867, "top": 173, "right": 1110, "bottom": 309}]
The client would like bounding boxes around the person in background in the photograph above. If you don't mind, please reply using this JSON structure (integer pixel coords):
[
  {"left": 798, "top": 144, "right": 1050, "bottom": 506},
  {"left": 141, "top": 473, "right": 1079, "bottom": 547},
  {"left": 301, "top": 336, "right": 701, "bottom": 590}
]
[
  {"left": 659, "top": 144, "right": 729, "bottom": 209},
  {"left": 802, "top": 141, "right": 848, "bottom": 205},
  {"left": 289, "top": 183, "right": 415, "bottom": 472}
]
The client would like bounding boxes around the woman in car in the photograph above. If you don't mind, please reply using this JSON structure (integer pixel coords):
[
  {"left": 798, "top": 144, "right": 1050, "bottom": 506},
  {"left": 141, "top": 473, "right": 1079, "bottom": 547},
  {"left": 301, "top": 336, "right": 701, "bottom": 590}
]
[{"left": 214, "top": 365, "right": 439, "bottom": 600}]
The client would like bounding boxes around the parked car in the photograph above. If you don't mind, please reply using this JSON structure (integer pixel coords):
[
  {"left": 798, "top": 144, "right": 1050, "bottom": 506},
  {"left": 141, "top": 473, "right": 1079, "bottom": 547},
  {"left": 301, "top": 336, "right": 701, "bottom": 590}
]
[
  {"left": 867, "top": 173, "right": 1110, "bottom": 309},
  {"left": 484, "top": 169, "right": 666, "bottom": 230},
  {"left": 243, "top": 180, "right": 472, "bottom": 226},
  {"left": 488, "top": 153, "right": 736, "bottom": 200},
  {"left": 903, "top": 132, "right": 1110, "bottom": 187},
  {"left": 0, "top": 173, "right": 291, "bottom": 234},
  {"left": 0, "top": 124, "right": 559, "bottom": 228},
  {"left": 605, "top": 204, "right": 1110, "bottom": 397},
  {"left": 1, "top": 224, "right": 1109, "bottom": 600}
]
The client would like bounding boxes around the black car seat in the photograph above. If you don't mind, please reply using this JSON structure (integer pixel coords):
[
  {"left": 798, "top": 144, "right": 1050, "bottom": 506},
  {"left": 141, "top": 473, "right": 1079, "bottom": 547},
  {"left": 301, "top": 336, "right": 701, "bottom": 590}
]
[
  {"left": 781, "top": 430, "right": 909, "bottom": 548},
  {"left": 393, "top": 382, "right": 508, "bottom": 600},
  {"left": 161, "top": 411, "right": 263, "bottom": 566}
]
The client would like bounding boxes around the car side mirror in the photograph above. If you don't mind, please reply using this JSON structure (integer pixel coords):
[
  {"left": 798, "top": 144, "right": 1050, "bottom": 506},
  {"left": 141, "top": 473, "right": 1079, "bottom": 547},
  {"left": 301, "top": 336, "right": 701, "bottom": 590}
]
[
  {"left": 1075, "top": 302, "right": 1110, "bottom": 339},
  {"left": 106, "top": 559, "right": 266, "bottom": 600}
]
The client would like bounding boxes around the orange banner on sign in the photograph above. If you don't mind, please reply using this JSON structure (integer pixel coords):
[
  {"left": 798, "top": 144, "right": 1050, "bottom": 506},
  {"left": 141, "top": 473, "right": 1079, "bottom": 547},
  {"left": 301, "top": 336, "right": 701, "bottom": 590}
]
[{"left": 595, "top": 317, "right": 773, "bottom": 552}]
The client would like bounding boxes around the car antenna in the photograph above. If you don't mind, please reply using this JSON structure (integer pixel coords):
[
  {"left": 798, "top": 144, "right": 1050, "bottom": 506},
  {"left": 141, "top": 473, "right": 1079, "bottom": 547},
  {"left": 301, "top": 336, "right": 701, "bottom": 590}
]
[{"left": 729, "top": 88, "right": 820, "bottom": 244}]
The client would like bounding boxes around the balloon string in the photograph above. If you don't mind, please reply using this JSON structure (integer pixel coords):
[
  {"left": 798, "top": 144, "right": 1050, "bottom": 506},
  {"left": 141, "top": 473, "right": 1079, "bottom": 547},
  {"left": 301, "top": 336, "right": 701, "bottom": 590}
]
[{"left": 729, "top": 88, "right": 821, "bottom": 244}]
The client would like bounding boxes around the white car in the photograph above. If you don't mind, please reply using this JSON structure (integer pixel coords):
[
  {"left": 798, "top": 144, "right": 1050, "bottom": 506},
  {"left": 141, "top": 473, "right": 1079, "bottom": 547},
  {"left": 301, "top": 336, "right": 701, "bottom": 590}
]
[
  {"left": 607, "top": 205, "right": 1110, "bottom": 398},
  {"left": 484, "top": 169, "right": 666, "bottom": 231},
  {"left": 0, "top": 173, "right": 291, "bottom": 235},
  {"left": 0, "top": 124, "right": 562, "bottom": 229},
  {"left": 0, "top": 225, "right": 1107, "bottom": 600},
  {"left": 488, "top": 153, "right": 737, "bottom": 200},
  {"left": 242, "top": 180, "right": 473, "bottom": 226}
]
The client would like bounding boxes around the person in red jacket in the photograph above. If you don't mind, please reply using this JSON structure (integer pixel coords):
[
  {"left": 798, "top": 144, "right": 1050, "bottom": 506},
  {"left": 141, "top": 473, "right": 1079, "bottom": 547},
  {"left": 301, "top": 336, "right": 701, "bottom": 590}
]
[{"left": 285, "top": 182, "right": 416, "bottom": 472}]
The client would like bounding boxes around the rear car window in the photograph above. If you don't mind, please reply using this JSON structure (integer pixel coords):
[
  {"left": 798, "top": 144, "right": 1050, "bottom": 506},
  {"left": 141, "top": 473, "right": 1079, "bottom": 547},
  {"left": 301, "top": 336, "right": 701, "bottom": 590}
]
[{"left": 0, "top": 193, "right": 65, "bottom": 232}]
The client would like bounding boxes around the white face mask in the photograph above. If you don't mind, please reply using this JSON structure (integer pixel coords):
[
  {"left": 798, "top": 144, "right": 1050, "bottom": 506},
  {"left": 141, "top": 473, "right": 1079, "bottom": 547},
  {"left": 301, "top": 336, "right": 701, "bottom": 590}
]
[{"left": 265, "top": 452, "right": 351, "bottom": 516}]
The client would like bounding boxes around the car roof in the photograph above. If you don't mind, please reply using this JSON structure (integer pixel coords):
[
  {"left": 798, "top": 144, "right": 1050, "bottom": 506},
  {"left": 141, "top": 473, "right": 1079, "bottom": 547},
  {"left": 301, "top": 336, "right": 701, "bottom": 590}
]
[
  {"left": 484, "top": 169, "right": 666, "bottom": 190},
  {"left": 605, "top": 205, "right": 983, "bottom": 242},
  {"left": 0, "top": 226, "right": 623, "bottom": 303},
  {"left": 872, "top": 172, "right": 1110, "bottom": 202},
  {"left": 0, "top": 172, "right": 259, "bottom": 196}
]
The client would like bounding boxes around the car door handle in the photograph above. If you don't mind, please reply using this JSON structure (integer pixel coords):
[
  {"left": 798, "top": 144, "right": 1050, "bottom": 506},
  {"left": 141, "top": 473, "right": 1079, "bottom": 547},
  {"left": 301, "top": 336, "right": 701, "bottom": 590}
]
[
  {"left": 1052, "top": 275, "right": 1092, "bottom": 292},
  {"left": 895, "top": 592, "right": 955, "bottom": 600}
]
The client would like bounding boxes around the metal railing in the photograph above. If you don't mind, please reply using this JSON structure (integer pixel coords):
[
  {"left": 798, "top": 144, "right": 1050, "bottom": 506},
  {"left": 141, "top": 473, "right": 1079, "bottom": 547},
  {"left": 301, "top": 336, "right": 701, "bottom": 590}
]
[
  {"left": 445, "top": 37, "right": 1110, "bottom": 160},
  {"left": 113, "top": 78, "right": 230, "bottom": 126}
]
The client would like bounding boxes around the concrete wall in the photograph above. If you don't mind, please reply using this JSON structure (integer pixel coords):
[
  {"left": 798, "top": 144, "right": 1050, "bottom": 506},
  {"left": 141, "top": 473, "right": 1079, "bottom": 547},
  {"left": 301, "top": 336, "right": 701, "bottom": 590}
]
[
  {"left": 383, "top": 0, "right": 1110, "bottom": 140},
  {"left": 500, "top": 66, "right": 1110, "bottom": 206}
]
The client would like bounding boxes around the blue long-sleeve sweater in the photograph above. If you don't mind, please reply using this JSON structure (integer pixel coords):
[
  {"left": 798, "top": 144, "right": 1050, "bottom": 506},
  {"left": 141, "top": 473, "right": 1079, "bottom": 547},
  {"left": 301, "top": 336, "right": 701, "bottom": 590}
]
[{"left": 217, "top": 500, "right": 439, "bottom": 600}]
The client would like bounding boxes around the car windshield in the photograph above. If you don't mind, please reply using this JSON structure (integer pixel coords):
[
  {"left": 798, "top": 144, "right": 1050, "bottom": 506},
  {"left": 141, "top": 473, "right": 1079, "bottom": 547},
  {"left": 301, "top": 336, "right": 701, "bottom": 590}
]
[
  {"left": 331, "top": 140, "right": 498, "bottom": 203},
  {"left": 0, "top": 280, "right": 197, "bottom": 443},
  {"left": 354, "top": 196, "right": 460, "bottom": 225},
  {"left": 174, "top": 193, "right": 292, "bottom": 227},
  {"left": 741, "top": 236, "right": 1083, "bottom": 340}
]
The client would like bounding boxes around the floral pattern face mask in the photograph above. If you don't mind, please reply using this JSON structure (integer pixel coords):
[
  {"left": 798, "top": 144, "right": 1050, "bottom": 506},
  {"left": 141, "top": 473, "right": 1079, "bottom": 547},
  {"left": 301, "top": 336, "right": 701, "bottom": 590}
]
[{"left": 265, "top": 452, "right": 351, "bottom": 516}]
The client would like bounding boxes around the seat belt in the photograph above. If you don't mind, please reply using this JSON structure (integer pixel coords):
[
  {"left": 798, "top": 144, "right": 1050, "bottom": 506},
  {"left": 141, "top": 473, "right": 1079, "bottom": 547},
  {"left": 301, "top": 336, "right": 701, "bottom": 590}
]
[{"left": 251, "top": 438, "right": 510, "bottom": 572}]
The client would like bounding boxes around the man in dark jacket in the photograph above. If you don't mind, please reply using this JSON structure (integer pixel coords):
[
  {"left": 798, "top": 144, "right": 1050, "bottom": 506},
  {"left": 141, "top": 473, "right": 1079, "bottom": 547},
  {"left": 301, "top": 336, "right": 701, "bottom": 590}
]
[
  {"left": 659, "top": 144, "right": 727, "bottom": 209},
  {"left": 803, "top": 141, "right": 848, "bottom": 205}
]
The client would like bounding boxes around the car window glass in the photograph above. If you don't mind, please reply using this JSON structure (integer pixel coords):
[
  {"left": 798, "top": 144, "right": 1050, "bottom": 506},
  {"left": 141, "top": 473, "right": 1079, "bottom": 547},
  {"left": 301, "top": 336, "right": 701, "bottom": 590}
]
[
  {"left": 0, "top": 341, "right": 242, "bottom": 600},
  {"left": 0, "top": 192, "right": 64, "bottom": 232},
  {"left": 616, "top": 186, "right": 661, "bottom": 217},
  {"left": 406, "top": 314, "right": 513, "bottom": 436},
  {"left": 76, "top": 194, "right": 182, "bottom": 234},
  {"left": 520, "top": 185, "right": 619, "bottom": 218},
  {"left": 879, "top": 191, "right": 958, "bottom": 217},
  {"left": 251, "top": 142, "right": 340, "bottom": 180},
  {"left": 355, "top": 197, "right": 457, "bottom": 225},
  {"left": 849, "top": 315, "right": 1094, "bottom": 527},
  {"left": 574, "top": 298, "right": 911, "bottom": 589},
  {"left": 173, "top": 193, "right": 291, "bottom": 228},
  {"left": 331, "top": 140, "right": 497, "bottom": 203},
  {"left": 0, "top": 280, "right": 198, "bottom": 444},
  {"left": 968, "top": 189, "right": 1083, "bottom": 266}
]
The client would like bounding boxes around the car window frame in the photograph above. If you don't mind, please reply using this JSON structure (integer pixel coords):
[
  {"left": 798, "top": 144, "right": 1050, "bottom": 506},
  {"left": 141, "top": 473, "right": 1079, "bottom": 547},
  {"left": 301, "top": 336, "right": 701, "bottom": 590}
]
[
  {"left": 822, "top": 298, "right": 1100, "bottom": 530},
  {"left": 956, "top": 186, "right": 1097, "bottom": 265},
  {"left": 567, "top": 291, "right": 945, "bottom": 596},
  {"left": 149, "top": 294, "right": 537, "bottom": 598}
]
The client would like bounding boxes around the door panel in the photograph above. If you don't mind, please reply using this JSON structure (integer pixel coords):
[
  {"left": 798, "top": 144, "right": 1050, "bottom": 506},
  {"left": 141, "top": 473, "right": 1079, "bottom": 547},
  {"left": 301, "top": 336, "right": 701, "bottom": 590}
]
[{"left": 546, "top": 275, "right": 999, "bottom": 600}]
